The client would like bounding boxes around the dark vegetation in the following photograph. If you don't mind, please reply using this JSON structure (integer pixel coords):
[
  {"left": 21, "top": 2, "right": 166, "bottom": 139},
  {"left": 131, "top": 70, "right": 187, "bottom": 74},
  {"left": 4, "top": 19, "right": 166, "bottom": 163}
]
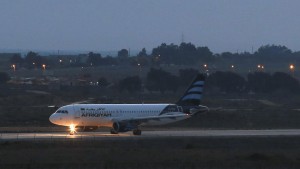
[
  {"left": 1, "top": 67, "right": 299, "bottom": 94},
  {"left": 4, "top": 43, "right": 300, "bottom": 73},
  {"left": 0, "top": 72, "right": 10, "bottom": 84}
]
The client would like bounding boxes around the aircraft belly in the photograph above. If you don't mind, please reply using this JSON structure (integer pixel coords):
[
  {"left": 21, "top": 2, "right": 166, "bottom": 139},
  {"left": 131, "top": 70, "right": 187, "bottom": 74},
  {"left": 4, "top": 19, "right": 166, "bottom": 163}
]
[
  {"left": 143, "top": 115, "right": 190, "bottom": 126},
  {"left": 74, "top": 117, "right": 111, "bottom": 127}
]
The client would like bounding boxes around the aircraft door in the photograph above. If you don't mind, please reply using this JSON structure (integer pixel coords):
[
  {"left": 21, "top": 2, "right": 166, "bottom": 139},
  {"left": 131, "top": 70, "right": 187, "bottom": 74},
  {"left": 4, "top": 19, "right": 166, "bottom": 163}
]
[
  {"left": 177, "top": 106, "right": 183, "bottom": 112},
  {"left": 75, "top": 111, "right": 81, "bottom": 118},
  {"left": 73, "top": 105, "right": 81, "bottom": 118}
]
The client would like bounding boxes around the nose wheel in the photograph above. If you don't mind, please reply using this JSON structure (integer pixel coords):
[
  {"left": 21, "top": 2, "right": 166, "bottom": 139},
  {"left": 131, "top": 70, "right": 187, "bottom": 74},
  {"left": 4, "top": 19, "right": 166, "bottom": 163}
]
[
  {"left": 69, "top": 130, "right": 75, "bottom": 135},
  {"left": 69, "top": 124, "right": 76, "bottom": 135}
]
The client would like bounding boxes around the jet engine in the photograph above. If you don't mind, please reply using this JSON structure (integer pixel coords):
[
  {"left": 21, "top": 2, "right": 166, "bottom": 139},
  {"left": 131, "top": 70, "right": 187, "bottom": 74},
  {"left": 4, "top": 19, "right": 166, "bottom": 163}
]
[{"left": 111, "top": 122, "right": 136, "bottom": 134}]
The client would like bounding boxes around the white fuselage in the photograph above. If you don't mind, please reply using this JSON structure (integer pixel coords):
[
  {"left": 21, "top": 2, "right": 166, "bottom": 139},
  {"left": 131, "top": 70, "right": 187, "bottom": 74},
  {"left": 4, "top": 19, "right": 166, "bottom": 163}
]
[{"left": 49, "top": 104, "right": 190, "bottom": 128}]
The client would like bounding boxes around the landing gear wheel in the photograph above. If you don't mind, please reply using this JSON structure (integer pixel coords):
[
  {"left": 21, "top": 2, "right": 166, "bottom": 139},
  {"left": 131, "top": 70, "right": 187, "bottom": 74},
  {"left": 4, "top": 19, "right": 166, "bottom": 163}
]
[
  {"left": 133, "top": 129, "right": 142, "bottom": 135},
  {"left": 69, "top": 131, "right": 75, "bottom": 135},
  {"left": 110, "top": 129, "right": 118, "bottom": 134}
]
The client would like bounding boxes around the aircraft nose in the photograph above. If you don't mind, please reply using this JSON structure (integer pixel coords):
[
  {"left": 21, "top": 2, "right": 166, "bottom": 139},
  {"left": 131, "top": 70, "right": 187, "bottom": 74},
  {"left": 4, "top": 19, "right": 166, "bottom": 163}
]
[{"left": 49, "top": 113, "right": 59, "bottom": 125}]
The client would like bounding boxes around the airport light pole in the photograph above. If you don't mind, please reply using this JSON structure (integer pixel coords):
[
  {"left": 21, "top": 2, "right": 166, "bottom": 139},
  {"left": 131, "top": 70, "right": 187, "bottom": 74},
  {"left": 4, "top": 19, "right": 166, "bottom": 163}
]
[
  {"left": 42, "top": 64, "right": 46, "bottom": 71},
  {"left": 290, "top": 64, "right": 295, "bottom": 76},
  {"left": 257, "top": 64, "right": 265, "bottom": 72},
  {"left": 137, "top": 63, "right": 142, "bottom": 76},
  {"left": 231, "top": 65, "right": 235, "bottom": 72},
  {"left": 203, "top": 64, "right": 209, "bottom": 74},
  {"left": 11, "top": 64, "right": 16, "bottom": 72}
]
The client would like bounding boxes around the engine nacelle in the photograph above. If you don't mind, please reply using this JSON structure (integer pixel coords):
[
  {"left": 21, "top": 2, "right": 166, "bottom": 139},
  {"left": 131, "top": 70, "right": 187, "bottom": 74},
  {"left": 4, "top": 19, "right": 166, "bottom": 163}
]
[{"left": 112, "top": 122, "right": 136, "bottom": 133}]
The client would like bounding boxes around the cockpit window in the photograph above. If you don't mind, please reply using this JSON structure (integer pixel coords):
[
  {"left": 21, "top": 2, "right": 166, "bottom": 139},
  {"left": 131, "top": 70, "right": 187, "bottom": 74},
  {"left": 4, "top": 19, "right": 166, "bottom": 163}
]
[{"left": 56, "top": 110, "right": 68, "bottom": 114}]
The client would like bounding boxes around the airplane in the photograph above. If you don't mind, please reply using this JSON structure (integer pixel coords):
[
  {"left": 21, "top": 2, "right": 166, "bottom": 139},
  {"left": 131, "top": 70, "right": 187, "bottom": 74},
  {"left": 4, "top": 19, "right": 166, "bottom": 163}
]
[{"left": 49, "top": 74, "right": 208, "bottom": 135}]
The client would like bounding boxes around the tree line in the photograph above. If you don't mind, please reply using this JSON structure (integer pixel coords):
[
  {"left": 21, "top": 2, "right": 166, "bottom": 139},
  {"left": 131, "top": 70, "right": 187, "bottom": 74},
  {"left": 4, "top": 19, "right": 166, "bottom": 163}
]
[
  {"left": 8, "top": 43, "right": 300, "bottom": 70},
  {"left": 1, "top": 68, "right": 299, "bottom": 94},
  {"left": 118, "top": 68, "right": 300, "bottom": 94}
]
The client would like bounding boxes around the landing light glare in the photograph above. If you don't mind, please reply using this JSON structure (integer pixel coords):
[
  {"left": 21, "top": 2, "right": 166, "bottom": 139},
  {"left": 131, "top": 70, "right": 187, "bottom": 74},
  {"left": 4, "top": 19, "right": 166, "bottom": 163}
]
[{"left": 69, "top": 124, "right": 76, "bottom": 135}]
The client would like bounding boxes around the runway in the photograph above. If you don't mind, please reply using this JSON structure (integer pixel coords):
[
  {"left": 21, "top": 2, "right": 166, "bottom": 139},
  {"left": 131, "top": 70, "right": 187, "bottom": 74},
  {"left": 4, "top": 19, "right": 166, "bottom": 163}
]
[{"left": 1, "top": 129, "right": 300, "bottom": 141}]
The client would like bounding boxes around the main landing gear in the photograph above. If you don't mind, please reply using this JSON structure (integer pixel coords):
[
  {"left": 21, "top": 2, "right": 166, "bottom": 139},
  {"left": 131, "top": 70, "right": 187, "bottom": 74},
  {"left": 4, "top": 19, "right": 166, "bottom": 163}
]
[
  {"left": 110, "top": 129, "right": 142, "bottom": 135},
  {"left": 133, "top": 129, "right": 142, "bottom": 135},
  {"left": 110, "top": 129, "right": 118, "bottom": 134}
]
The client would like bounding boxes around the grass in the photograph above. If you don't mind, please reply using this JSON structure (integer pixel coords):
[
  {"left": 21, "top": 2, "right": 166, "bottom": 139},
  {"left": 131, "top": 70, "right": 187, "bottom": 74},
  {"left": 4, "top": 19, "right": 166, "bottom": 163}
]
[{"left": 0, "top": 136, "right": 300, "bottom": 169}]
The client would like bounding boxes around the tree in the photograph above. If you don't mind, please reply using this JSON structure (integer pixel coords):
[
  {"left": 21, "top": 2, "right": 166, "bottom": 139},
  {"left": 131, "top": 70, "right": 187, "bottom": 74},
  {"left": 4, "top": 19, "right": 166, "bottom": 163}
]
[
  {"left": 178, "top": 68, "right": 199, "bottom": 86},
  {"left": 255, "top": 45, "right": 292, "bottom": 62},
  {"left": 196, "top": 46, "right": 214, "bottom": 62},
  {"left": 117, "top": 49, "right": 129, "bottom": 65},
  {"left": 151, "top": 42, "right": 214, "bottom": 65},
  {"left": 247, "top": 72, "right": 272, "bottom": 93},
  {"left": 10, "top": 54, "right": 23, "bottom": 65},
  {"left": 118, "top": 49, "right": 129, "bottom": 58},
  {"left": 102, "top": 56, "right": 118, "bottom": 65},
  {"left": 134, "top": 48, "right": 149, "bottom": 66},
  {"left": 137, "top": 48, "right": 147, "bottom": 57},
  {"left": 166, "top": 74, "right": 179, "bottom": 92},
  {"left": 178, "top": 42, "right": 197, "bottom": 64},
  {"left": 0, "top": 72, "right": 10, "bottom": 84},
  {"left": 87, "top": 52, "right": 102, "bottom": 66},
  {"left": 151, "top": 43, "right": 178, "bottom": 65},
  {"left": 146, "top": 68, "right": 179, "bottom": 93},
  {"left": 206, "top": 71, "right": 246, "bottom": 93},
  {"left": 134, "top": 56, "right": 149, "bottom": 66},
  {"left": 270, "top": 72, "right": 299, "bottom": 93},
  {"left": 119, "top": 76, "right": 142, "bottom": 93},
  {"left": 98, "top": 77, "right": 109, "bottom": 87},
  {"left": 24, "top": 51, "right": 44, "bottom": 69}
]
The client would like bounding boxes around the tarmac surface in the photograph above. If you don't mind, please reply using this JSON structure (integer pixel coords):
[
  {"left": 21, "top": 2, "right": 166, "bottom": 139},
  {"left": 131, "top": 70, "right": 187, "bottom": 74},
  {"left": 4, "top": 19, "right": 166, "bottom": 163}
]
[{"left": 1, "top": 129, "right": 300, "bottom": 141}]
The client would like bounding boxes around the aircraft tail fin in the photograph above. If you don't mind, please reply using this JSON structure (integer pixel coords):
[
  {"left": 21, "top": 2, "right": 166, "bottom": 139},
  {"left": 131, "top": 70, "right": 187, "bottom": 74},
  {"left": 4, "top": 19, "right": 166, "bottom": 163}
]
[{"left": 176, "top": 74, "right": 206, "bottom": 106}]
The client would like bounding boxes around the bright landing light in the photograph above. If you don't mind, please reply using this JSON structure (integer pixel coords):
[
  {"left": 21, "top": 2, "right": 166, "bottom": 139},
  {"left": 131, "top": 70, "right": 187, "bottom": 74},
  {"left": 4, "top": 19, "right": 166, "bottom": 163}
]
[{"left": 69, "top": 124, "right": 76, "bottom": 135}]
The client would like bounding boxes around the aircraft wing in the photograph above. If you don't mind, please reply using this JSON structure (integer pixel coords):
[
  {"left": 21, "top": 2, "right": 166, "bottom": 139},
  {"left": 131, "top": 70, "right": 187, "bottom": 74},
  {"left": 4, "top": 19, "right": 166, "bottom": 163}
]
[{"left": 112, "top": 113, "right": 190, "bottom": 124}]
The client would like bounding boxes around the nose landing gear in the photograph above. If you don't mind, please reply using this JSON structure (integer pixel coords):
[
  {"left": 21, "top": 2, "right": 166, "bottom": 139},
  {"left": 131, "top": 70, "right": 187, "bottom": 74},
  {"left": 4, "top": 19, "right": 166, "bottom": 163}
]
[{"left": 69, "top": 124, "right": 76, "bottom": 135}]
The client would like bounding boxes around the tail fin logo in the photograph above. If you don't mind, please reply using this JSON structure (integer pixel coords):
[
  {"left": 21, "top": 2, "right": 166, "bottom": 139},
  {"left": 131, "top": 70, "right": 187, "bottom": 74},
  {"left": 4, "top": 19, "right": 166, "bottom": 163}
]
[
  {"left": 177, "top": 74, "right": 205, "bottom": 106},
  {"left": 182, "top": 80, "right": 204, "bottom": 101}
]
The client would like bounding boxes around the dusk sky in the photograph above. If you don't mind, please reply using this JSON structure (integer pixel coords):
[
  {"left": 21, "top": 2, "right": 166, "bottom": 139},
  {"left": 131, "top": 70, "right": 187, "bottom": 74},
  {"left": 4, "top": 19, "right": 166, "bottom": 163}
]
[{"left": 1, "top": 0, "right": 300, "bottom": 54}]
